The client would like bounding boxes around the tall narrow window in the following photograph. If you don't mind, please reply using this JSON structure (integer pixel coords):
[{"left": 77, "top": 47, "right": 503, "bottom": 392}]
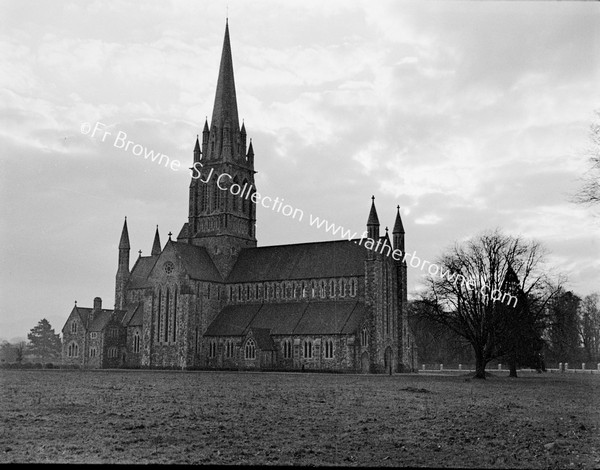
[
  {"left": 164, "top": 288, "right": 170, "bottom": 343},
  {"left": 361, "top": 325, "right": 369, "bottom": 347},
  {"left": 283, "top": 340, "right": 292, "bottom": 359},
  {"left": 232, "top": 177, "right": 239, "bottom": 211},
  {"left": 303, "top": 340, "right": 313, "bottom": 359},
  {"left": 350, "top": 279, "right": 357, "bottom": 297},
  {"left": 157, "top": 289, "right": 162, "bottom": 342},
  {"left": 324, "top": 340, "right": 334, "bottom": 359},
  {"left": 172, "top": 288, "right": 177, "bottom": 343},
  {"left": 133, "top": 331, "right": 141, "bottom": 353},
  {"left": 71, "top": 322, "right": 77, "bottom": 333},
  {"left": 242, "top": 179, "right": 248, "bottom": 214},
  {"left": 245, "top": 338, "right": 256, "bottom": 359},
  {"left": 201, "top": 184, "right": 208, "bottom": 212}
]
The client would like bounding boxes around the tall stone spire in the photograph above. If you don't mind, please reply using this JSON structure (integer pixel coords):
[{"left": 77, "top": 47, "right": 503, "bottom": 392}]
[
  {"left": 209, "top": 20, "right": 241, "bottom": 161},
  {"left": 151, "top": 225, "right": 161, "bottom": 256}
]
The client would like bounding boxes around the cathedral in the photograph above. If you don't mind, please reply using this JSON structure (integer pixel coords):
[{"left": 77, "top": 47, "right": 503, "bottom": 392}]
[{"left": 61, "top": 22, "right": 417, "bottom": 373}]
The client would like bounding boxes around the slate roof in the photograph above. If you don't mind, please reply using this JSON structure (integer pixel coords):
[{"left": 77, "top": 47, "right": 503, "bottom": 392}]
[
  {"left": 171, "top": 242, "right": 223, "bottom": 282},
  {"left": 204, "top": 300, "right": 365, "bottom": 338},
  {"left": 227, "top": 240, "right": 368, "bottom": 283},
  {"left": 249, "top": 328, "right": 275, "bottom": 351},
  {"left": 69, "top": 305, "right": 135, "bottom": 332},
  {"left": 128, "top": 256, "right": 159, "bottom": 289},
  {"left": 122, "top": 303, "right": 143, "bottom": 327},
  {"left": 204, "top": 304, "right": 262, "bottom": 336}
]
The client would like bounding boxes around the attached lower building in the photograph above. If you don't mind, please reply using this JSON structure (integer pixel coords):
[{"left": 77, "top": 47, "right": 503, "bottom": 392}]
[{"left": 61, "top": 21, "right": 417, "bottom": 373}]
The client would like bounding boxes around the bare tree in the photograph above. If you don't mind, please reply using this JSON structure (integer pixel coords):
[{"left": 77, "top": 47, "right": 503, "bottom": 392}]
[
  {"left": 418, "top": 229, "right": 561, "bottom": 379},
  {"left": 574, "top": 110, "right": 600, "bottom": 207}
]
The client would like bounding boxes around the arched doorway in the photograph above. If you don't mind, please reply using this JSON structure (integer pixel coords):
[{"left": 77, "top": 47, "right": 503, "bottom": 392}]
[
  {"left": 384, "top": 347, "right": 393, "bottom": 374},
  {"left": 361, "top": 352, "right": 369, "bottom": 373}
]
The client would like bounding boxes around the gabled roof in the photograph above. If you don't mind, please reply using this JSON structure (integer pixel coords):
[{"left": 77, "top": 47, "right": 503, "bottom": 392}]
[
  {"left": 204, "top": 300, "right": 365, "bottom": 337},
  {"left": 171, "top": 242, "right": 223, "bottom": 281},
  {"left": 128, "top": 256, "right": 159, "bottom": 289},
  {"left": 125, "top": 303, "right": 144, "bottom": 327},
  {"left": 205, "top": 304, "right": 262, "bottom": 336},
  {"left": 177, "top": 222, "right": 189, "bottom": 240},
  {"left": 248, "top": 327, "right": 275, "bottom": 351},
  {"left": 293, "top": 301, "right": 364, "bottom": 335},
  {"left": 227, "top": 240, "right": 367, "bottom": 283},
  {"left": 88, "top": 310, "right": 113, "bottom": 331}
]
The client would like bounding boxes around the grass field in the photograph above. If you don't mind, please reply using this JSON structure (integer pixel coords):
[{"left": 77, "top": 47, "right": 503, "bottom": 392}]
[{"left": 1, "top": 369, "right": 599, "bottom": 467}]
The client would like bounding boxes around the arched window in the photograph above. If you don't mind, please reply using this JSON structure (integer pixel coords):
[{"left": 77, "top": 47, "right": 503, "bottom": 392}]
[
  {"left": 68, "top": 342, "right": 79, "bottom": 357},
  {"left": 361, "top": 325, "right": 369, "bottom": 347},
  {"left": 133, "top": 331, "right": 141, "bottom": 353},
  {"left": 208, "top": 340, "right": 217, "bottom": 358},
  {"left": 232, "top": 177, "right": 239, "bottom": 211},
  {"left": 324, "top": 339, "right": 334, "bottom": 359},
  {"left": 211, "top": 176, "right": 218, "bottom": 211},
  {"left": 164, "top": 288, "right": 170, "bottom": 343},
  {"left": 173, "top": 288, "right": 177, "bottom": 343},
  {"left": 340, "top": 279, "right": 346, "bottom": 297},
  {"left": 70, "top": 322, "right": 77, "bottom": 333},
  {"left": 225, "top": 340, "right": 233, "bottom": 358},
  {"left": 329, "top": 279, "right": 335, "bottom": 297},
  {"left": 201, "top": 183, "right": 208, "bottom": 212},
  {"left": 302, "top": 282, "right": 308, "bottom": 298},
  {"left": 242, "top": 179, "right": 249, "bottom": 213},
  {"left": 157, "top": 289, "right": 162, "bottom": 341},
  {"left": 282, "top": 340, "right": 292, "bottom": 359},
  {"left": 303, "top": 340, "right": 313, "bottom": 359},
  {"left": 245, "top": 338, "right": 256, "bottom": 360}
]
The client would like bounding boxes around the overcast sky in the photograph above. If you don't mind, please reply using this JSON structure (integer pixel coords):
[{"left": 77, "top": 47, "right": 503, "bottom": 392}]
[{"left": 1, "top": 0, "right": 599, "bottom": 341}]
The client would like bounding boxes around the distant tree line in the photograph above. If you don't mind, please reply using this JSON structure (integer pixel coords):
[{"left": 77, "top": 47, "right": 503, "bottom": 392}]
[
  {"left": 0, "top": 318, "right": 62, "bottom": 368},
  {"left": 411, "top": 229, "right": 600, "bottom": 378}
]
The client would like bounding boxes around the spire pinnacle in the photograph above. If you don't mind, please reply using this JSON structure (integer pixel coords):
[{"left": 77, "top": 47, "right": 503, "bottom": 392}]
[
  {"left": 194, "top": 135, "right": 200, "bottom": 152},
  {"left": 119, "top": 217, "right": 130, "bottom": 250},
  {"left": 393, "top": 205, "right": 405, "bottom": 234},
  {"left": 210, "top": 20, "right": 240, "bottom": 160},
  {"left": 367, "top": 196, "right": 379, "bottom": 226},
  {"left": 151, "top": 225, "right": 161, "bottom": 256}
]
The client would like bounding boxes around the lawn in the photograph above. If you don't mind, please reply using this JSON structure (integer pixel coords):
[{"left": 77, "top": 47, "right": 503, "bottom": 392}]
[{"left": 1, "top": 369, "right": 599, "bottom": 467}]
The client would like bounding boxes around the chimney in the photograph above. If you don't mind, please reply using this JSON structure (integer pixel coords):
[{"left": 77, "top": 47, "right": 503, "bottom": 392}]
[{"left": 93, "top": 297, "right": 102, "bottom": 311}]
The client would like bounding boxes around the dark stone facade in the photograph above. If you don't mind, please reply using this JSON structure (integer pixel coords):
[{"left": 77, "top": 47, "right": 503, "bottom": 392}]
[{"left": 61, "top": 22, "right": 417, "bottom": 373}]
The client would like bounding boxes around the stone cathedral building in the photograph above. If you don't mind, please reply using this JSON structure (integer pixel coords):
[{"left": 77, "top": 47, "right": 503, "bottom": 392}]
[{"left": 61, "top": 22, "right": 417, "bottom": 373}]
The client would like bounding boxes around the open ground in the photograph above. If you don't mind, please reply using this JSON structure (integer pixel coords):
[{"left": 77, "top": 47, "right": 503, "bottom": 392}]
[{"left": 1, "top": 370, "right": 599, "bottom": 467}]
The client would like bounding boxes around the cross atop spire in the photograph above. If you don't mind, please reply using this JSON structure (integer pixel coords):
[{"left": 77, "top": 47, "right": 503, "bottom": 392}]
[
  {"left": 119, "top": 217, "right": 130, "bottom": 250},
  {"left": 367, "top": 196, "right": 380, "bottom": 240},
  {"left": 393, "top": 205, "right": 405, "bottom": 234},
  {"left": 367, "top": 196, "right": 380, "bottom": 226}
]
